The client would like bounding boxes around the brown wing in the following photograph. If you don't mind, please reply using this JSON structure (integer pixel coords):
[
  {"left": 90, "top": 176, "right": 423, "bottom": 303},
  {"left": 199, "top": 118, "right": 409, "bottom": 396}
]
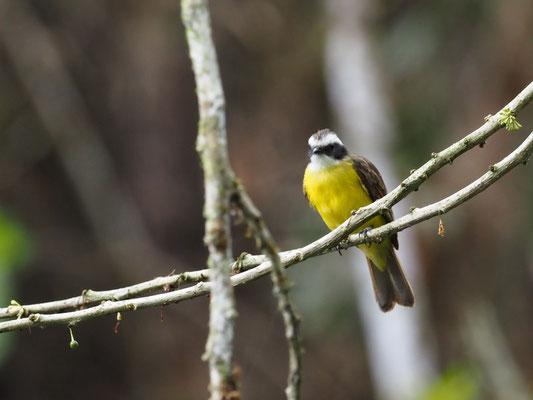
[{"left": 351, "top": 155, "right": 399, "bottom": 249}]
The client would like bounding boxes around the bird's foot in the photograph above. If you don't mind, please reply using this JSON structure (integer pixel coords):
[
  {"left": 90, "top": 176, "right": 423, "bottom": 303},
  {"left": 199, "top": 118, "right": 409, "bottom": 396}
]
[
  {"left": 334, "top": 238, "right": 350, "bottom": 255},
  {"left": 359, "top": 227, "right": 373, "bottom": 247}
]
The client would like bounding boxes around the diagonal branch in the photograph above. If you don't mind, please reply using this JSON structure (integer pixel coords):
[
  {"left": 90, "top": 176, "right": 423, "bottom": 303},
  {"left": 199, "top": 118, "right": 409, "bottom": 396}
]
[
  {"left": 1, "top": 78, "right": 531, "bottom": 324},
  {"left": 231, "top": 182, "right": 302, "bottom": 400},
  {"left": 318, "top": 81, "right": 533, "bottom": 248},
  {"left": 182, "top": 1, "right": 303, "bottom": 398},
  {"left": 1, "top": 129, "right": 531, "bottom": 334},
  {"left": 343, "top": 130, "right": 533, "bottom": 248}
]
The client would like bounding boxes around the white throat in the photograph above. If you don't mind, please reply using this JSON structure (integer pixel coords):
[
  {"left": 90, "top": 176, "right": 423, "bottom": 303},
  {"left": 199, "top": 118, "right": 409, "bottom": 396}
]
[{"left": 306, "top": 154, "right": 341, "bottom": 172}]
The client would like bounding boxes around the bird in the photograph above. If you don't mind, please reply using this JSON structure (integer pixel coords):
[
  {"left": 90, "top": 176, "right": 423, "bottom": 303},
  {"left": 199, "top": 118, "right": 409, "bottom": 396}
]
[{"left": 303, "top": 129, "right": 414, "bottom": 312}]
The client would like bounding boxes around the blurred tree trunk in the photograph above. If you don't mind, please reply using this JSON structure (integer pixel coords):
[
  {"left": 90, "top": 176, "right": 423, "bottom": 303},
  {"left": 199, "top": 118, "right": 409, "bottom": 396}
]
[
  {"left": 0, "top": 1, "right": 172, "bottom": 280},
  {"left": 323, "top": 0, "right": 437, "bottom": 398},
  {"left": 461, "top": 301, "right": 533, "bottom": 400}
]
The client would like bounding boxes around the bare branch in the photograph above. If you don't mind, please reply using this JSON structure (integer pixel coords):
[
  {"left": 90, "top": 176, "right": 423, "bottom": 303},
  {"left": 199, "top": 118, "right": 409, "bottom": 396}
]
[
  {"left": 182, "top": 1, "right": 304, "bottom": 397},
  {"left": 343, "top": 131, "right": 533, "bottom": 249},
  {"left": 1, "top": 78, "right": 531, "bottom": 325},
  {"left": 181, "top": 0, "right": 237, "bottom": 398},
  {"left": 0, "top": 270, "right": 208, "bottom": 318},
  {"left": 1, "top": 127, "right": 531, "bottom": 334}
]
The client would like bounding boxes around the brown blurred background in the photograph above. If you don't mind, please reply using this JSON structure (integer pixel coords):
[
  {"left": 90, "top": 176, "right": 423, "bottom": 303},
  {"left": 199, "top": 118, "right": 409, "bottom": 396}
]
[{"left": 0, "top": 0, "right": 532, "bottom": 399}]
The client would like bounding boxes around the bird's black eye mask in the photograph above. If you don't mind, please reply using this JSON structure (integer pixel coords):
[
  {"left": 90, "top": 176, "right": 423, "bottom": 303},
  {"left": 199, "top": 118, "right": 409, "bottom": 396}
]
[{"left": 309, "top": 142, "right": 347, "bottom": 160}]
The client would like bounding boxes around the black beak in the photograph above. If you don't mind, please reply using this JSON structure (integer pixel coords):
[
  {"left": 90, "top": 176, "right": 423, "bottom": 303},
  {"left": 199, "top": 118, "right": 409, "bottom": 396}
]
[{"left": 312, "top": 147, "right": 323, "bottom": 155}]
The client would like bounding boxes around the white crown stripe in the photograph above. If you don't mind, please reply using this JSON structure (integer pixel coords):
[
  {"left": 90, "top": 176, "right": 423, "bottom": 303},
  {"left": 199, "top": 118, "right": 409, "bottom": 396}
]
[{"left": 308, "top": 130, "right": 344, "bottom": 148}]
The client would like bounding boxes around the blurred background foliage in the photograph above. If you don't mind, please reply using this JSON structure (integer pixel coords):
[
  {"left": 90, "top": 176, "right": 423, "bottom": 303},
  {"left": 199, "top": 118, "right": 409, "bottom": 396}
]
[
  {"left": 420, "top": 364, "right": 480, "bottom": 400},
  {"left": 0, "top": 0, "right": 532, "bottom": 399}
]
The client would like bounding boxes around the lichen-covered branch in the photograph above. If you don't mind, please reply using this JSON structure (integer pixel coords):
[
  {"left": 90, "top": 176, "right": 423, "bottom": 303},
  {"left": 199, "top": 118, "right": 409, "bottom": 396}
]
[
  {"left": 182, "top": 0, "right": 306, "bottom": 398},
  {"left": 181, "top": 0, "right": 237, "bottom": 398}
]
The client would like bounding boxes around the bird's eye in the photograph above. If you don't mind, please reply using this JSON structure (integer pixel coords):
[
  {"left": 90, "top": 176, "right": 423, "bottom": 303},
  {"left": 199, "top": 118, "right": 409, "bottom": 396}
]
[{"left": 325, "top": 144, "right": 334, "bottom": 152}]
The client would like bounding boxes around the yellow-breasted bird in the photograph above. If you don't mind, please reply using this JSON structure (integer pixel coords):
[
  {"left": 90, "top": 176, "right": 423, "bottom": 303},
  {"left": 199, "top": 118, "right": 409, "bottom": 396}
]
[{"left": 303, "top": 129, "right": 414, "bottom": 312}]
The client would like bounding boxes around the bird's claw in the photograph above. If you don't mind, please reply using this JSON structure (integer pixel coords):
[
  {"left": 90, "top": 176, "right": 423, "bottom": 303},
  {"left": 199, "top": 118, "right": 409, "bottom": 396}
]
[
  {"left": 333, "top": 238, "right": 350, "bottom": 256},
  {"left": 359, "top": 227, "right": 373, "bottom": 247}
]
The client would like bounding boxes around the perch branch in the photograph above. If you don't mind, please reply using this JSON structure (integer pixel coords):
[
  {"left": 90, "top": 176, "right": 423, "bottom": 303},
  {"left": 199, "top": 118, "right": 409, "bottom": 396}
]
[
  {"left": 1, "top": 78, "right": 531, "bottom": 323},
  {"left": 1, "top": 129, "right": 531, "bottom": 334},
  {"left": 342, "top": 130, "right": 533, "bottom": 248},
  {"left": 328, "top": 81, "right": 533, "bottom": 245}
]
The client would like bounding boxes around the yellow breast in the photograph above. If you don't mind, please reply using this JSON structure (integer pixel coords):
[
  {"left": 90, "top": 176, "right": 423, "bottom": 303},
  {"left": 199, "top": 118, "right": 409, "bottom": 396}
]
[{"left": 303, "top": 159, "right": 383, "bottom": 231}]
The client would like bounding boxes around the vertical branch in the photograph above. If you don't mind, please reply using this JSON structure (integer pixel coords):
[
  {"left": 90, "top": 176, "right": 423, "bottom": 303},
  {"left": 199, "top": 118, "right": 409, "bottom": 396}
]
[
  {"left": 182, "top": 1, "right": 302, "bottom": 397},
  {"left": 181, "top": 2, "right": 303, "bottom": 397},
  {"left": 181, "top": 1, "right": 237, "bottom": 399},
  {"left": 232, "top": 183, "right": 302, "bottom": 400}
]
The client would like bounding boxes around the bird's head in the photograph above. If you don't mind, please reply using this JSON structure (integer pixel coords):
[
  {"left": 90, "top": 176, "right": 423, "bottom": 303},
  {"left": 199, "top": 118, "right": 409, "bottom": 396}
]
[{"left": 307, "top": 129, "right": 348, "bottom": 170}]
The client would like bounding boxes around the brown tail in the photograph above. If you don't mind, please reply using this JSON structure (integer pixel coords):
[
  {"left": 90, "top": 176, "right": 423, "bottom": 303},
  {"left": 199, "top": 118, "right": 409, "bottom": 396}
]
[{"left": 366, "top": 249, "right": 415, "bottom": 312}]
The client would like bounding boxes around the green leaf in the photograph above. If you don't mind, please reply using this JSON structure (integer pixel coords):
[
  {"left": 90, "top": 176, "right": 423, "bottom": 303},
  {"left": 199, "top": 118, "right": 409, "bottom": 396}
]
[
  {"left": 419, "top": 364, "right": 479, "bottom": 400},
  {"left": 498, "top": 108, "right": 522, "bottom": 131}
]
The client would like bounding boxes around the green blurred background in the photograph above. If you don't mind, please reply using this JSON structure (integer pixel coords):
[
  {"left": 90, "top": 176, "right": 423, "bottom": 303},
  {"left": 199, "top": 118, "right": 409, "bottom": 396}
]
[{"left": 0, "top": 0, "right": 532, "bottom": 399}]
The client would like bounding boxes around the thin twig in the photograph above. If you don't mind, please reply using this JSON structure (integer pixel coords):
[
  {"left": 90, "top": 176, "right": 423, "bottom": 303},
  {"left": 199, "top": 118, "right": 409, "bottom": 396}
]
[
  {"left": 181, "top": 0, "right": 237, "bottom": 398},
  {"left": 0, "top": 270, "right": 208, "bottom": 319},
  {"left": 232, "top": 181, "right": 302, "bottom": 400},
  {"left": 1, "top": 130, "right": 531, "bottom": 334}
]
